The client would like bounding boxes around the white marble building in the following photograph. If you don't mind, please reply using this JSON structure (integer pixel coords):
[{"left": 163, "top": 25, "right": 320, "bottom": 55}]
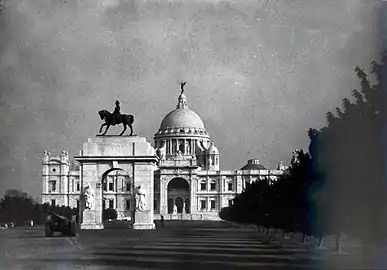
[{"left": 41, "top": 90, "right": 287, "bottom": 221}]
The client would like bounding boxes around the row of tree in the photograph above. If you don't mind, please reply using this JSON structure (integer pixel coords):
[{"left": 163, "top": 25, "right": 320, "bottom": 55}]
[
  {"left": 0, "top": 191, "right": 120, "bottom": 225},
  {"left": 0, "top": 194, "right": 78, "bottom": 225},
  {"left": 220, "top": 150, "right": 322, "bottom": 238},
  {"left": 220, "top": 52, "right": 387, "bottom": 263}
]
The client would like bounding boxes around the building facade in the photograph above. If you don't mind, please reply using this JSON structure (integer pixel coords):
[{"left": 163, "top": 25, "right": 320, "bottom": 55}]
[
  {"left": 42, "top": 89, "right": 287, "bottom": 221},
  {"left": 41, "top": 150, "right": 80, "bottom": 209}
]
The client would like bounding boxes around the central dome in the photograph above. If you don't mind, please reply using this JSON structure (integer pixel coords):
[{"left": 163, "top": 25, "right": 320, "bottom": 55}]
[
  {"left": 155, "top": 85, "right": 209, "bottom": 140},
  {"left": 160, "top": 108, "right": 205, "bottom": 130}
]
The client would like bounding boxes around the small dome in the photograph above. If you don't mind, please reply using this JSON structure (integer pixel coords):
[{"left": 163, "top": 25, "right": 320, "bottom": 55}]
[
  {"left": 207, "top": 142, "right": 219, "bottom": 154},
  {"left": 240, "top": 159, "right": 267, "bottom": 170},
  {"left": 160, "top": 108, "right": 205, "bottom": 130}
]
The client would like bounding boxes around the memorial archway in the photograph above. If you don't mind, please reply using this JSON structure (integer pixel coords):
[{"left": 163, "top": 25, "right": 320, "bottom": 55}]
[
  {"left": 76, "top": 136, "right": 157, "bottom": 230},
  {"left": 167, "top": 178, "right": 190, "bottom": 214}
]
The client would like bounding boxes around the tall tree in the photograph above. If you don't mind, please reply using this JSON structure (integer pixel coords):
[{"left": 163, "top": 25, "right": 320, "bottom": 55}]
[{"left": 311, "top": 52, "right": 387, "bottom": 263}]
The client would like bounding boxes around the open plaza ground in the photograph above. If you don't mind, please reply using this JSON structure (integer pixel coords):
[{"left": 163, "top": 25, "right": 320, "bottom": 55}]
[{"left": 0, "top": 221, "right": 369, "bottom": 270}]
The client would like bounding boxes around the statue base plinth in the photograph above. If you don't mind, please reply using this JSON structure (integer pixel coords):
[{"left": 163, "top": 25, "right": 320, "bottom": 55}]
[
  {"left": 81, "top": 209, "right": 103, "bottom": 230},
  {"left": 133, "top": 222, "right": 156, "bottom": 230},
  {"left": 133, "top": 210, "right": 155, "bottom": 230},
  {"left": 81, "top": 223, "right": 104, "bottom": 230},
  {"left": 96, "top": 134, "right": 138, "bottom": 137}
]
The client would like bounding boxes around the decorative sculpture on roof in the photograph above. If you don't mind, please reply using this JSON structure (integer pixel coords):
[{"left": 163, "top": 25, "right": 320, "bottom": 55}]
[
  {"left": 292, "top": 149, "right": 300, "bottom": 164},
  {"left": 98, "top": 100, "right": 134, "bottom": 136},
  {"left": 135, "top": 185, "right": 147, "bottom": 211},
  {"left": 180, "top": 81, "right": 186, "bottom": 94},
  {"left": 84, "top": 184, "right": 95, "bottom": 210}
]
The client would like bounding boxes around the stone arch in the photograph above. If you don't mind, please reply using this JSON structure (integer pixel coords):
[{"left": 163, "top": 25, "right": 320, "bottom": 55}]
[
  {"left": 167, "top": 177, "right": 190, "bottom": 214},
  {"left": 100, "top": 168, "right": 133, "bottom": 221}
]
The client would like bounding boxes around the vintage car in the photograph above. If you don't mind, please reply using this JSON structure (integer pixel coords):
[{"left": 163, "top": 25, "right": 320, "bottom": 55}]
[{"left": 44, "top": 211, "right": 76, "bottom": 237}]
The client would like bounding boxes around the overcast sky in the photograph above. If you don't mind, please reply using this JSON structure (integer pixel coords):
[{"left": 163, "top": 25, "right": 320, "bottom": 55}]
[{"left": 0, "top": 0, "right": 385, "bottom": 198}]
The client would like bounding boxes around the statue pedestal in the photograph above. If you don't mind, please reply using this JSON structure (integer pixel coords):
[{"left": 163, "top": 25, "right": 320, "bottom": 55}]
[
  {"left": 81, "top": 210, "right": 104, "bottom": 230},
  {"left": 133, "top": 210, "right": 155, "bottom": 230}
]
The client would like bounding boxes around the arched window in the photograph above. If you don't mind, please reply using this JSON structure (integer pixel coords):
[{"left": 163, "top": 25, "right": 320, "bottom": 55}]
[
  {"left": 210, "top": 180, "right": 216, "bottom": 191},
  {"left": 200, "top": 180, "right": 207, "bottom": 191},
  {"left": 227, "top": 180, "right": 233, "bottom": 191},
  {"left": 126, "top": 181, "right": 131, "bottom": 192}
]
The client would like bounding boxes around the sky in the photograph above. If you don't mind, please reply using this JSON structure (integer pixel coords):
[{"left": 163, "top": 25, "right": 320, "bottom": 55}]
[{"left": 0, "top": 0, "right": 385, "bottom": 198}]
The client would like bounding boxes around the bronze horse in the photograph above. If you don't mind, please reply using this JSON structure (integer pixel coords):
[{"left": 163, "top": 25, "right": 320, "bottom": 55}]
[{"left": 98, "top": 110, "right": 134, "bottom": 136}]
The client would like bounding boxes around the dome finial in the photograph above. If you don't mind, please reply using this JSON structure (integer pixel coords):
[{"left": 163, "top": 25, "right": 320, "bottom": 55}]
[
  {"left": 177, "top": 81, "right": 188, "bottom": 109},
  {"left": 180, "top": 81, "right": 186, "bottom": 94}
]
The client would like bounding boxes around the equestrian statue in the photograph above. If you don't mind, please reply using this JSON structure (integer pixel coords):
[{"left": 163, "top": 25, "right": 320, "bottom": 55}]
[{"left": 98, "top": 100, "right": 134, "bottom": 136}]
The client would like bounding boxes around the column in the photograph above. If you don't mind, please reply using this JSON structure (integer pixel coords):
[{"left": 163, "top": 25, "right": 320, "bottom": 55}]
[
  {"left": 81, "top": 163, "right": 104, "bottom": 230},
  {"left": 133, "top": 159, "right": 156, "bottom": 230},
  {"left": 160, "top": 178, "right": 168, "bottom": 215},
  {"left": 167, "top": 140, "right": 170, "bottom": 155},
  {"left": 191, "top": 139, "right": 195, "bottom": 155},
  {"left": 219, "top": 176, "right": 223, "bottom": 208},
  {"left": 190, "top": 177, "right": 196, "bottom": 215}
]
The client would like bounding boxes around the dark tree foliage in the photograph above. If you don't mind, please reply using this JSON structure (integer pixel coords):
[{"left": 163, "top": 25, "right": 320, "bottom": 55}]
[
  {"left": 219, "top": 150, "right": 323, "bottom": 237},
  {"left": 271, "top": 150, "right": 323, "bottom": 237},
  {"left": 0, "top": 194, "right": 78, "bottom": 226},
  {"left": 219, "top": 53, "right": 387, "bottom": 254},
  {"left": 305, "top": 52, "right": 387, "bottom": 263},
  {"left": 220, "top": 180, "right": 270, "bottom": 226}
]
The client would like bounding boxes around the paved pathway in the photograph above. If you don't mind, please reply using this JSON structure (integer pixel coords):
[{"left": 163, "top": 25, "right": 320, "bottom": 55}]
[{"left": 0, "top": 224, "right": 365, "bottom": 270}]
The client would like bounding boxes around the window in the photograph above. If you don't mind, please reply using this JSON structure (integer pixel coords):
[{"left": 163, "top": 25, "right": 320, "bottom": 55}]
[
  {"left": 108, "top": 199, "right": 114, "bottom": 209},
  {"left": 126, "top": 183, "right": 131, "bottom": 192},
  {"left": 103, "top": 182, "right": 107, "bottom": 191},
  {"left": 126, "top": 199, "right": 130, "bottom": 210},
  {"left": 108, "top": 182, "right": 114, "bottom": 192},
  {"left": 200, "top": 181, "right": 207, "bottom": 191},
  {"left": 200, "top": 200, "right": 206, "bottom": 210},
  {"left": 51, "top": 199, "right": 56, "bottom": 206},
  {"left": 228, "top": 199, "right": 233, "bottom": 206},
  {"left": 49, "top": 181, "right": 56, "bottom": 192},
  {"left": 227, "top": 182, "right": 233, "bottom": 191},
  {"left": 76, "top": 182, "right": 80, "bottom": 192},
  {"left": 210, "top": 200, "right": 216, "bottom": 210},
  {"left": 52, "top": 168, "right": 56, "bottom": 173},
  {"left": 210, "top": 181, "right": 216, "bottom": 191}
]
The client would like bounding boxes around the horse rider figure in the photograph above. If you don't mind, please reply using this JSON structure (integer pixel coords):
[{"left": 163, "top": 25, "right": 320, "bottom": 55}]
[{"left": 112, "top": 100, "right": 121, "bottom": 125}]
